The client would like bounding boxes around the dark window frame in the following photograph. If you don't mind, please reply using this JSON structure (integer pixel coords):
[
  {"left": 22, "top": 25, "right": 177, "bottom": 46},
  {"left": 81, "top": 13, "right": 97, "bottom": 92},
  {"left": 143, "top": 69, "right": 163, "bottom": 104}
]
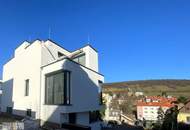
[
  {"left": 187, "top": 116, "right": 190, "bottom": 122},
  {"left": 72, "top": 54, "right": 86, "bottom": 66},
  {"left": 58, "top": 52, "right": 64, "bottom": 57},
  {"left": 26, "top": 109, "right": 32, "bottom": 117},
  {"left": 98, "top": 80, "right": 103, "bottom": 105},
  {"left": 6, "top": 107, "right": 13, "bottom": 114},
  {"left": 89, "top": 111, "right": 100, "bottom": 123},
  {"left": 45, "top": 69, "right": 71, "bottom": 105},
  {"left": 69, "top": 113, "right": 76, "bottom": 124}
]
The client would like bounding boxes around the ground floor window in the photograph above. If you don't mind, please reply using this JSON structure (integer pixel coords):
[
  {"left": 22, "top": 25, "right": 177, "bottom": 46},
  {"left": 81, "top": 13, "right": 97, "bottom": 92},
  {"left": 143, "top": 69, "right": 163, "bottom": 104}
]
[
  {"left": 6, "top": 107, "right": 12, "bottom": 114},
  {"left": 187, "top": 116, "right": 190, "bottom": 122},
  {"left": 89, "top": 111, "right": 100, "bottom": 123},
  {"left": 26, "top": 109, "right": 32, "bottom": 117},
  {"left": 69, "top": 113, "right": 76, "bottom": 124}
]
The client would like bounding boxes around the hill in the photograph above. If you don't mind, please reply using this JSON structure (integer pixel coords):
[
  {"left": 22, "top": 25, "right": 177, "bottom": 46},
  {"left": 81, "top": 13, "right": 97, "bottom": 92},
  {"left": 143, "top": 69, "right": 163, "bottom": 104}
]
[{"left": 103, "top": 79, "right": 190, "bottom": 98}]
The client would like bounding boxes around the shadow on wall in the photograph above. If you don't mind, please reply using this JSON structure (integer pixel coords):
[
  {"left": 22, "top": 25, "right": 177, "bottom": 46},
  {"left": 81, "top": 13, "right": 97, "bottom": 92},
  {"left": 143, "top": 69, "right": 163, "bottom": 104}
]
[
  {"left": 2, "top": 79, "right": 36, "bottom": 118},
  {"left": 1, "top": 79, "right": 14, "bottom": 113},
  {"left": 43, "top": 59, "right": 101, "bottom": 130}
]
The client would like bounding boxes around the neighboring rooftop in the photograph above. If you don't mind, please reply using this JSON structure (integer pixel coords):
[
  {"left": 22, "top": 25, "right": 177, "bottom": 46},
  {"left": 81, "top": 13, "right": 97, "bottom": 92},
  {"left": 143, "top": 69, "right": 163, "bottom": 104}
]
[{"left": 137, "top": 96, "right": 176, "bottom": 107}]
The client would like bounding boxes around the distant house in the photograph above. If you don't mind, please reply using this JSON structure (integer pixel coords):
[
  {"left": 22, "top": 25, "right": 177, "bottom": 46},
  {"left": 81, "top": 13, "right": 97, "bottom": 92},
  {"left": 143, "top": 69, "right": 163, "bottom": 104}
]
[
  {"left": 108, "top": 108, "right": 122, "bottom": 121},
  {"left": 1, "top": 40, "right": 104, "bottom": 130},
  {"left": 178, "top": 101, "right": 190, "bottom": 124},
  {"left": 137, "top": 96, "right": 176, "bottom": 121},
  {"left": 135, "top": 92, "right": 144, "bottom": 97},
  {"left": 103, "top": 93, "right": 122, "bottom": 121}
]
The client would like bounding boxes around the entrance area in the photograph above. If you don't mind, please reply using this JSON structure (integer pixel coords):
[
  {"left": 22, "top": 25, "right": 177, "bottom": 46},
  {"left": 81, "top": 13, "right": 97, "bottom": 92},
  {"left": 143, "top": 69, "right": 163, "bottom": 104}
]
[
  {"left": 69, "top": 113, "right": 76, "bottom": 124},
  {"left": 61, "top": 113, "right": 91, "bottom": 130}
]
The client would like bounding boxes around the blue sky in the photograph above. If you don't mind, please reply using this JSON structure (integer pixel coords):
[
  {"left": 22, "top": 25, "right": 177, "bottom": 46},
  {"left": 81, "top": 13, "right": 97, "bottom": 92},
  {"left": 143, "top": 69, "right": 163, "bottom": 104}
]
[{"left": 0, "top": 0, "right": 190, "bottom": 82}]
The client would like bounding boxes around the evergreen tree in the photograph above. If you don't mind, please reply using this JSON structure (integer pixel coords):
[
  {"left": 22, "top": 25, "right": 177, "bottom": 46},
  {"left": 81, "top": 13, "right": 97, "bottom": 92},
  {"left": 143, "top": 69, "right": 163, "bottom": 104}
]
[{"left": 157, "top": 107, "right": 165, "bottom": 124}]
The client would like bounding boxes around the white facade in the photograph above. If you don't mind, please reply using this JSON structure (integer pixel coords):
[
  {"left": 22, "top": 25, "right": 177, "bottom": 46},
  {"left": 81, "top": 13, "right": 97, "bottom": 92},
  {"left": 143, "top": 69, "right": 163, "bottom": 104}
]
[
  {"left": 137, "top": 96, "right": 176, "bottom": 121},
  {"left": 137, "top": 106, "right": 159, "bottom": 121},
  {"left": 137, "top": 106, "right": 169, "bottom": 121},
  {"left": 0, "top": 80, "right": 2, "bottom": 109},
  {"left": 104, "top": 94, "right": 122, "bottom": 121},
  {"left": 135, "top": 92, "right": 144, "bottom": 97},
  {"left": 1, "top": 39, "right": 104, "bottom": 130}
]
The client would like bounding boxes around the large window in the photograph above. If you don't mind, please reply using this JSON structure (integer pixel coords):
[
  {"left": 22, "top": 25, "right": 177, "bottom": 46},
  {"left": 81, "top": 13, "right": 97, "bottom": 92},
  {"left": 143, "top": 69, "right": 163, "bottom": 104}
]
[
  {"left": 45, "top": 70, "right": 71, "bottom": 105},
  {"left": 25, "top": 79, "right": 29, "bottom": 96},
  {"left": 73, "top": 54, "right": 85, "bottom": 66}
]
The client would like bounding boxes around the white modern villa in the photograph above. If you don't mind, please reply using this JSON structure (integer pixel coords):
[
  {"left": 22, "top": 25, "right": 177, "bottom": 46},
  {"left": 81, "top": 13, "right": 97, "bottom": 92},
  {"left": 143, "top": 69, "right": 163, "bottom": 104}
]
[{"left": 1, "top": 39, "right": 104, "bottom": 130}]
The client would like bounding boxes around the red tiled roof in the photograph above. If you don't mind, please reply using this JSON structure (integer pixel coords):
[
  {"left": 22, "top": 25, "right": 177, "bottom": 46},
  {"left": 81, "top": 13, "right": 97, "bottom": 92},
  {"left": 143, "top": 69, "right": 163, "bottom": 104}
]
[
  {"left": 137, "top": 102, "right": 174, "bottom": 107},
  {"left": 137, "top": 96, "right": 176, "bottom": 107}
]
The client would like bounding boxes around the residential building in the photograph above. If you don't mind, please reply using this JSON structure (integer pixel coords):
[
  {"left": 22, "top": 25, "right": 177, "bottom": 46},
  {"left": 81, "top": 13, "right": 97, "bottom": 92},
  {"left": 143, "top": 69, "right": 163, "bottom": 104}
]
[
  {"left": 137, "top": 96, "right": 176, "bottom": 121},
  {"left": 178, "top": 101, "right": 190, "bottom": 124},
  {"left": 103, "top": 93, "right": 122, "bottom": 121},
  {"left": 135, "top": 92, "right": 144, "bottom": 97},
  {"left": 1, "top": 39, "right": 104, "bottom": 130}
]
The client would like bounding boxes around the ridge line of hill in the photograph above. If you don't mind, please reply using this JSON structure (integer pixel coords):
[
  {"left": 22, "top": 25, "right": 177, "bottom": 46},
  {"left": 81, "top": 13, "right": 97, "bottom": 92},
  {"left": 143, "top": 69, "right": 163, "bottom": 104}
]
[{"left": 104, "top": 79, "right": 190, "bottom": 85}]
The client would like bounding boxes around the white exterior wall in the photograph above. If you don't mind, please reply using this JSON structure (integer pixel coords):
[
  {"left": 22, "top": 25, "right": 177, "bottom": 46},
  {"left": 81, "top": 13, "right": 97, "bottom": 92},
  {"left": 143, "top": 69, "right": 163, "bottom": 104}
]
[
  {"left": 40, "top": 58, "right": 104, "bottom": 128},
  {"left": 41, "top": 40, "right": 71, "bottom": 66},
  {"left": 137, "top": 106, "right": 169, "bottom": 121},
  {"left": 142, "top": 106, "right": 159, "bottom": 121},
  {"left": 82, "top": 46, "right": 98, "bottom": 72},
  {"left": 137, "top": 106, "right": 143, "bottom": 120},
  {"left": 2, "top": 40, "right": 42, "bottom": 118},
  {"left": 14, "top": 41, "right": 31, "bottom": 57},
  {"left": 2, "top": 39, "right": 103, "bottom": 130}
]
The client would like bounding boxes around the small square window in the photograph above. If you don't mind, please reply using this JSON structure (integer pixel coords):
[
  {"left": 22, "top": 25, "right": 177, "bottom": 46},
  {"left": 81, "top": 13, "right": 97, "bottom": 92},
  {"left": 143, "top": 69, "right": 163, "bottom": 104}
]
[
  {"left": 187, "top": 116, "right": 190, "bottom": 122},
  {"left": 6, "top": 107, "right": 12, "bottom": 114},
  {"left": 26, "top": 109, "right": 32, "bottom": 117},
  {"left": 25, "top": 79, "right": 29, "bottom": 96}
]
